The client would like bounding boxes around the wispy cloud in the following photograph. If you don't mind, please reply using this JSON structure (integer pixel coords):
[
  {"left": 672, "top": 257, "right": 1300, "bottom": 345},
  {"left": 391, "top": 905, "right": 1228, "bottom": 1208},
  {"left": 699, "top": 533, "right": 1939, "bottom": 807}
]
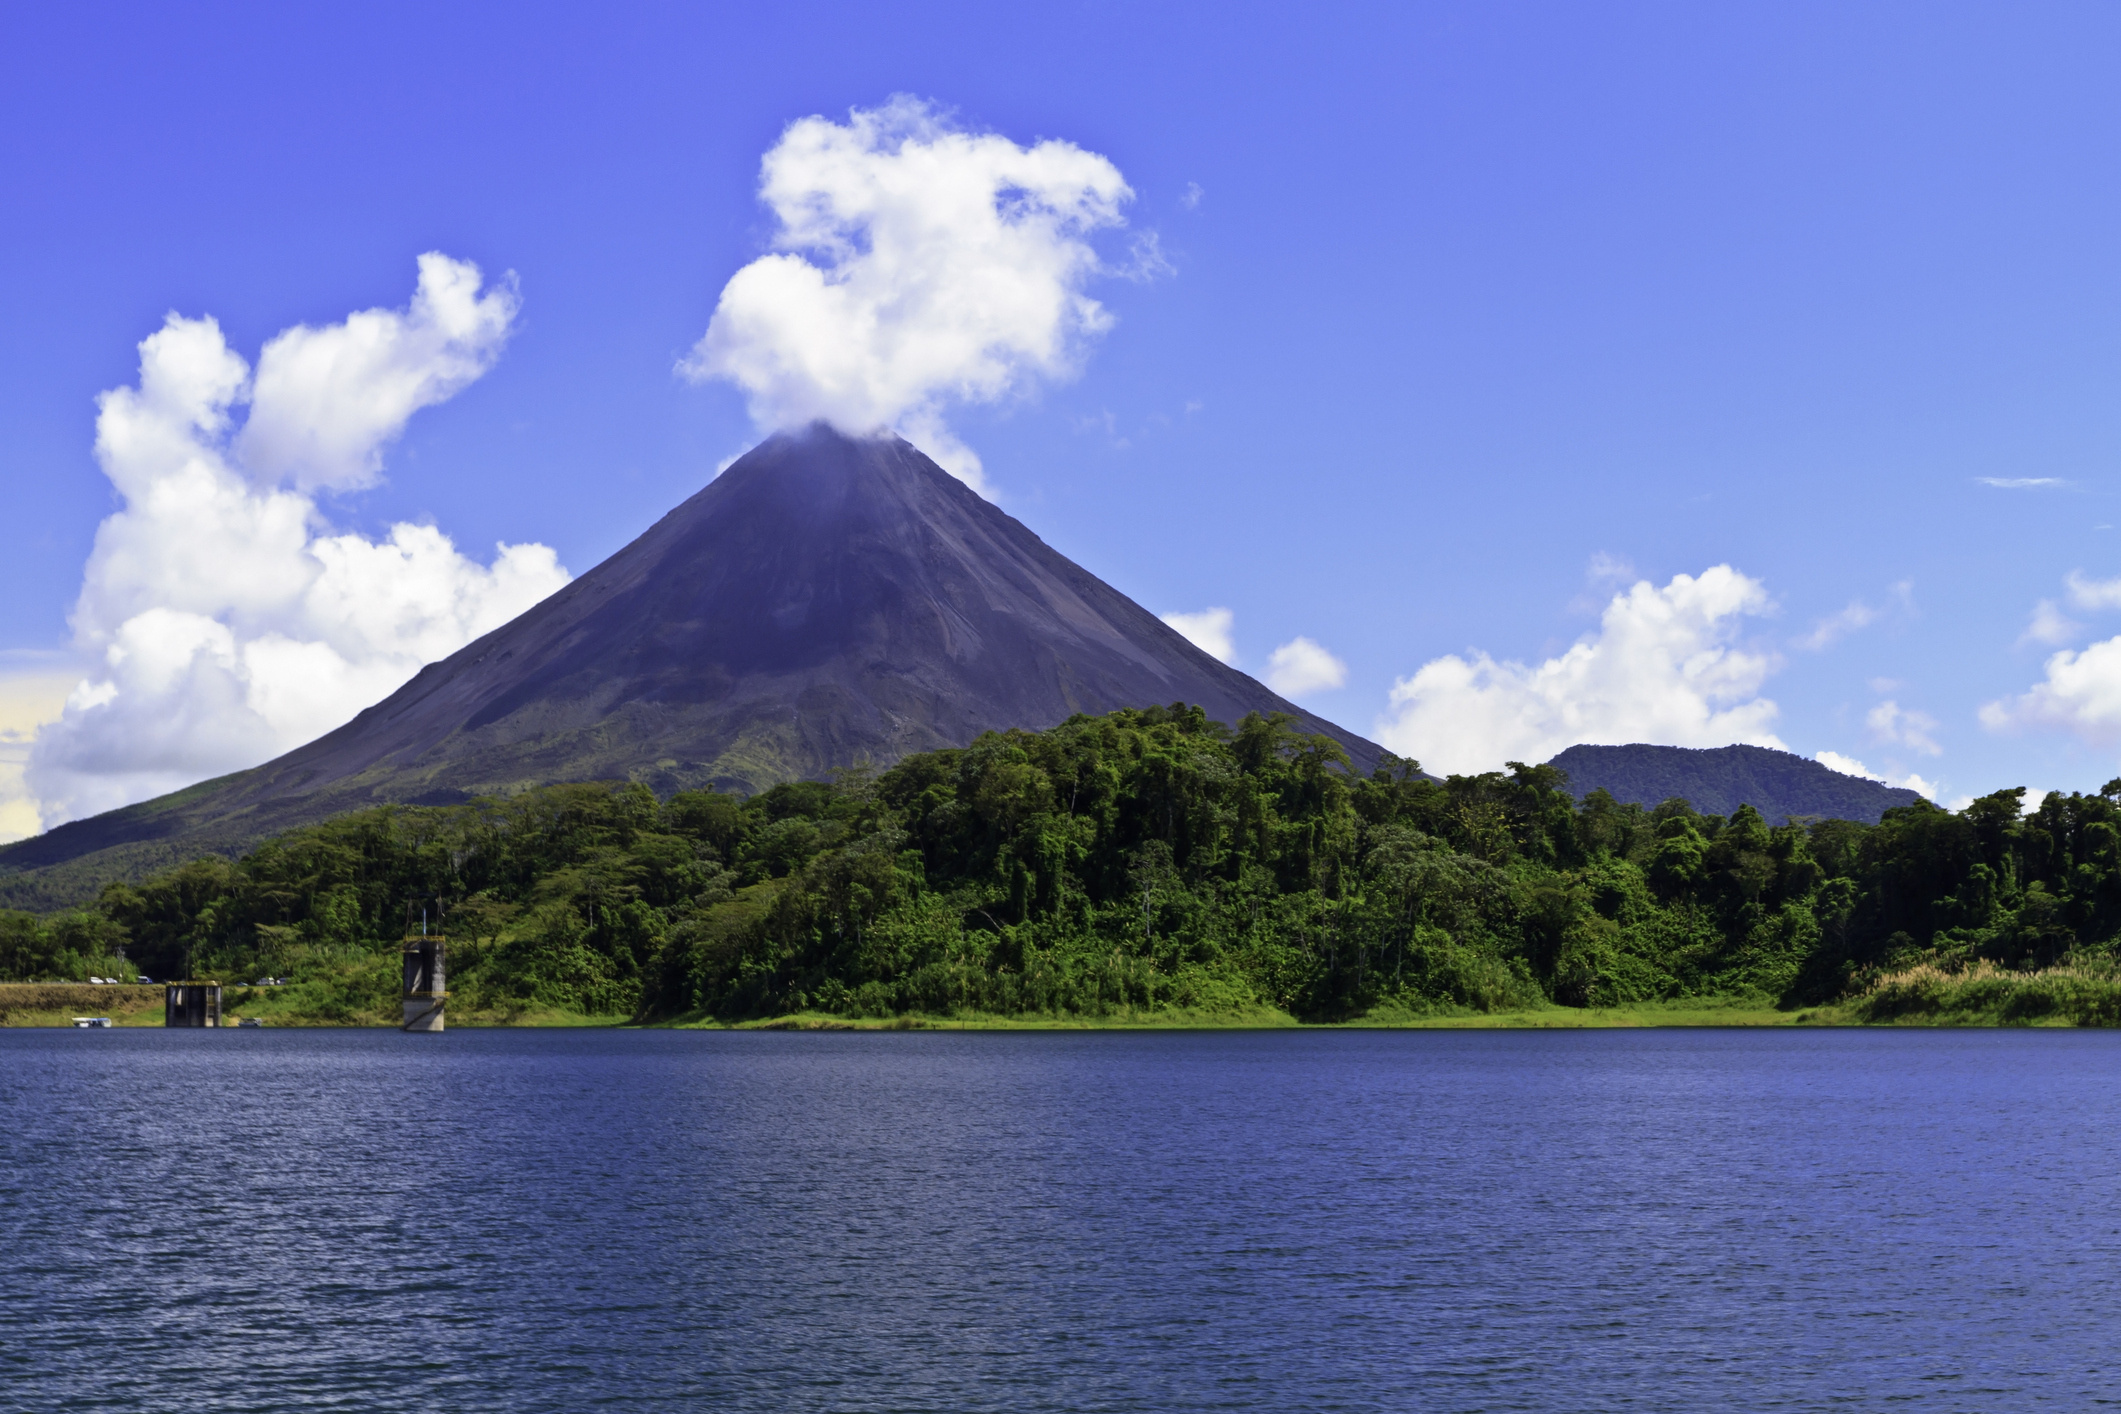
[
  {"left": 2020, "top": 599, "right": 2082, "bottom": 647},
  {"left": 1975, "top": 477, "right": 2067, "bottom": 489},
  {"left": 1796, "top": 580, "right": 1912, "bottom": 651},
  {"left": 1798, "top": 601, "right": 1878, "bottom": 651},
  {"left": 1567, "top": 552, "right": 1638, "bottom": 614},
  {"left": 1867, "top": 699, "right": 1942, "bottom": 756},
  {"left": 2009, "top": 571, "right": 2121, "bottom": 650},
  {"left": 2066, "top": 570, "right": 2121, "bottom": 611}
]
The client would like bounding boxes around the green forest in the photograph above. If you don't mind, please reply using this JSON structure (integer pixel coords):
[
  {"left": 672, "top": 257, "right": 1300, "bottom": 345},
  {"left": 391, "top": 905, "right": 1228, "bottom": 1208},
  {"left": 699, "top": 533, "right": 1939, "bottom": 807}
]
[{"left": 6, "top": 705, "right": 2121, "bottom": 1026}]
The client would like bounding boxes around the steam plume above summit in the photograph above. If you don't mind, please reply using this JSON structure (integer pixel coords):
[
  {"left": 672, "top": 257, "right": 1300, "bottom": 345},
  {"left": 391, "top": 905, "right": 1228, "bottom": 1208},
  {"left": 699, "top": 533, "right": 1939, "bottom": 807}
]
[{"left": 681, "top": 97, "right": 1138, "bottom": 490}]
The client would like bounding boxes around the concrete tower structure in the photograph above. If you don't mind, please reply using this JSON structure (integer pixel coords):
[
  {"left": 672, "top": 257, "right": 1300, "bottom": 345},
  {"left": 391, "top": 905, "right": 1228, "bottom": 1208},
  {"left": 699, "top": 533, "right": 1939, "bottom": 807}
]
[{"left": 401, "top": 901, "right": 445, "bottom": 1032}]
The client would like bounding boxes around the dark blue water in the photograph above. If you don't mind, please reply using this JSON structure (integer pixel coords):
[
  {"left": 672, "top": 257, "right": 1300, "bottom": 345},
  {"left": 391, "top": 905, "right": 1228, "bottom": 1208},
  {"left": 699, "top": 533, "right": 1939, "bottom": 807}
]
[{"left": 4, "top": 1028, "right": 2119, "bottom": 1411}]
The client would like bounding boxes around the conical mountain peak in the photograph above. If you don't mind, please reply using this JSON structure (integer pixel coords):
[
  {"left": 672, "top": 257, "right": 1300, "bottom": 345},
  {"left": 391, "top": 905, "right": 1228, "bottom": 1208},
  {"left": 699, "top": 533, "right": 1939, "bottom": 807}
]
[{"left": 0, "top": 427, "right": 1381, "bottom": 889}]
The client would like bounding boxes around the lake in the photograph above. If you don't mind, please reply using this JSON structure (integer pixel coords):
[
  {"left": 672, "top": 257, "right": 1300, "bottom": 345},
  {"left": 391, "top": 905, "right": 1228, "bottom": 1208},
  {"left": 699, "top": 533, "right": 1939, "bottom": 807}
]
[{"left": 3, "top": 1027, "right": 2117, "bottom": 1411}]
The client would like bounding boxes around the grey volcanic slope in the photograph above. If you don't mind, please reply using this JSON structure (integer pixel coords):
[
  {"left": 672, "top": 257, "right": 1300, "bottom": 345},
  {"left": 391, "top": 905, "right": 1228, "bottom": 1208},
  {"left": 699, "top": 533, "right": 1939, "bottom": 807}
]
[
  {"left": 1546, "top": 742, "right": 1923, "bottom": 825},
  {"left": 1, "top": 426, "right": 1382, "bottom": 898}
]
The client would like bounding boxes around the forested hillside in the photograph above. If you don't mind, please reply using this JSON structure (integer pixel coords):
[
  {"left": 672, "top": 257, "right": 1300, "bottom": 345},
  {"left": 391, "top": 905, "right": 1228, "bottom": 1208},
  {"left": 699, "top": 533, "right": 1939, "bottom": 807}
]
[
  {"left": 5, "top": 705, "right": 2117, "bottom": 1025},
  {"left": 1546, "top": 743, "right": 1922, "bottom": 824}
]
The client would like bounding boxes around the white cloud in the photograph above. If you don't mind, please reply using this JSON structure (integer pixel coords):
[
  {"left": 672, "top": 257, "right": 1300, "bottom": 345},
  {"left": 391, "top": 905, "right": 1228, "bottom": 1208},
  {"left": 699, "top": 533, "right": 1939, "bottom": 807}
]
[
  {"left": 1264, "top": 637, "right": 1346, "bottom": 698},
  {"left": 1180, "top": 182, "right": 1204, "bottom": 210},
  {"left": 1796, "top": 580, "right": 1911, "bottom": 652},
  {"left": 2065, "top": 569, "right": 2121, "bottom": 612},
  {"left": 1815, "top": 750, "right": 1938, "bottom": 800},
  {"left": 0, "top": 658, "right": 80, "bottom": 843},
  {"left": 1866, "top": 699, "right": 1941, "bottom": 756},
  {"left": 1114, "top": 231, "right": 1174, "bottom": 284},
  {"left": 1981, "top": 636, "right": 2121, "bottom": 745},
  {"left": 1797, "top": 600, "right": 1878, "bottom": 651},
  {"left": 1976, "top": 477, "right": 2066, "bottom": 489},
  {"left": 23, "top": 255, "right": 569, "bottom": 831},
  {"left": 236, "top": 253, "right": 518, "bottom": 493},
  {"left": 1954, "top": 787, "right": 2052, "bottom": 814},
  {"left": 2020, "top": 599, "right": 2082, "bottom": 647},
  {"left": 1376, "top": 565, "right": 1782, "bottom": 776},
  {"left": 681, "top": 96, "right": 1137, "bottom": 494},
  {"left": 1161, "top": 607, "right": 1235, "bottom": 665},
  {"left": 2009, "top": 571, "right": 2121, "bottom": 650},
  {"left": 1815, "top": 750, "right": 1878, "bottom": 780},
  {"left": 1568, "top": 552, "right": 1638, "bottom": 614}
]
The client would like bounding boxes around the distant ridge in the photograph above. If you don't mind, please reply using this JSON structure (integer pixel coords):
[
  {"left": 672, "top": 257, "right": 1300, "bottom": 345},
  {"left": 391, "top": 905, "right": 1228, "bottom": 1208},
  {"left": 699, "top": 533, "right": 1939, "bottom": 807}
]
[
  {"left": 1, "top": 425, "right": 1380, "bottom": 906},
  {"left": 1544, "top": 743, "right": 1923, "bottom": 825}
]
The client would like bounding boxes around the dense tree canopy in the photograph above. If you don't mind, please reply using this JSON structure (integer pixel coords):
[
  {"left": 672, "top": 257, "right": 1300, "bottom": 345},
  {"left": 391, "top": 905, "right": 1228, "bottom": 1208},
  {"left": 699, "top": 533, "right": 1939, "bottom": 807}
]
[{"left": 5, "top": 706, "right": 2117, "bottom": 1023}]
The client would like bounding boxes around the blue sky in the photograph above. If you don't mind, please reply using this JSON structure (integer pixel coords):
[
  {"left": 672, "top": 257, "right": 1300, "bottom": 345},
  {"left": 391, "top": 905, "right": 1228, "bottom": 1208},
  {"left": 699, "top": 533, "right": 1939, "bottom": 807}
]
[{"left": 5, "top": 0, "right": 2121, "bottom": 836}]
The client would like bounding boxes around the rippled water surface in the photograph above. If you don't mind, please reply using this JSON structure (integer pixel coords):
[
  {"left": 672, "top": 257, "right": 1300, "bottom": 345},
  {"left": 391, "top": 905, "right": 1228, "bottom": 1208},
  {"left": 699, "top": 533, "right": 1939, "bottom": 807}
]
[{"left": 5, "top": 1027, "right": 2120, "bottom": 1411}]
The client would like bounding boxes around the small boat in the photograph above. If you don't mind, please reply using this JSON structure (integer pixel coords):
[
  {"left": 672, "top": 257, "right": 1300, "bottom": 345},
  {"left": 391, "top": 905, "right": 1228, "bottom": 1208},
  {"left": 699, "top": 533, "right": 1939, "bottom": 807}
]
[{"left": 71, "top": 1017, "right": 112, "bottom": 1028}]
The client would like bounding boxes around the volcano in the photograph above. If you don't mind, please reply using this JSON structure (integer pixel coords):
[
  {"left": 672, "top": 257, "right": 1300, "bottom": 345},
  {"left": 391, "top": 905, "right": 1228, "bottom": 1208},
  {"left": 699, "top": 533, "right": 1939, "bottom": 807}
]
[{"left": 2, "top": 426, "right": 1384, "bottom": 898}]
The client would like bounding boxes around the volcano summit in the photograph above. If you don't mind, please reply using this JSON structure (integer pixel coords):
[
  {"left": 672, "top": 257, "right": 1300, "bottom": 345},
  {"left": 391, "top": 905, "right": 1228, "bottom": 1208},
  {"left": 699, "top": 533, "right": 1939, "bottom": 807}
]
[{"left": 2, "top": 425, "right": 1383, "bottom": 895}]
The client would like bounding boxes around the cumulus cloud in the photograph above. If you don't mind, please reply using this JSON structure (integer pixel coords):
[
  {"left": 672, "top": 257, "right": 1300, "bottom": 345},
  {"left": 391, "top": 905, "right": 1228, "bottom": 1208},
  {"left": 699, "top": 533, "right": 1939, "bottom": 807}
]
[
  {"left": 1161, "top": 607, "right": 1235, "bottom": 665},
  {"left": 681, "top": 96, "right": 1137, "bottom": 493},
  {"left": 1866, "top": 699, "right": 1941, "bottom": 756},
  {"left": 1376, "top": 566, "right": 1782, "bottom": 777},
  {"left": 1815, "top": 750, "right": 1875, "bottom": 779},
  {"left": 21, "top": 256, "right": 569, "bottom": 831},
  {"left": 0, "top": 658, "right": 79, "bottom": 844},
  {"left": 1979, "top": 573, "right": 2121, "bottom": 744},
  {"left": 237, "top": 254, "right": 518, "bottom": 492},
  {"left": 1815, "top": 750, "right": 1938, "bottom": 799},
  {"left": 1264, "top": 637, "right": 1347, "bottom": 698},
  {"left": 1981, "top": 636, "right": 2121, "bottom": 745}
]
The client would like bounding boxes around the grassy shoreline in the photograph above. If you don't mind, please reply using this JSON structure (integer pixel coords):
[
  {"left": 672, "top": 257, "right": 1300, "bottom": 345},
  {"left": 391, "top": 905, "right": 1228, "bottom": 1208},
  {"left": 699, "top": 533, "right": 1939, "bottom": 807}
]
[{"left": 13, "top": 969, "right": 2121, "bottom": 1030}]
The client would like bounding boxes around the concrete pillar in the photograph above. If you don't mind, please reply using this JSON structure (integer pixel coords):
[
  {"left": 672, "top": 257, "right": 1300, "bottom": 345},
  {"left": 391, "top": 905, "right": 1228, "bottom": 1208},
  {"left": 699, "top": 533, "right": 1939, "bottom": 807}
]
[
  {"left": 165, "top": 981, "right": 221, "bottom": 1027},
  {"left": 401, "top": 935, "right": 445, "bottom": 1032}
]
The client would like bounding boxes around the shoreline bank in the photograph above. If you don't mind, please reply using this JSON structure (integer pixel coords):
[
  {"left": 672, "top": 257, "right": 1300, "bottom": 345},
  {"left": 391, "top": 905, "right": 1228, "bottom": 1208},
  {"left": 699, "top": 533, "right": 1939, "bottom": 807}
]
[{"left": 14, "top": 979, "right": 2117, "bottom": 1030}]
